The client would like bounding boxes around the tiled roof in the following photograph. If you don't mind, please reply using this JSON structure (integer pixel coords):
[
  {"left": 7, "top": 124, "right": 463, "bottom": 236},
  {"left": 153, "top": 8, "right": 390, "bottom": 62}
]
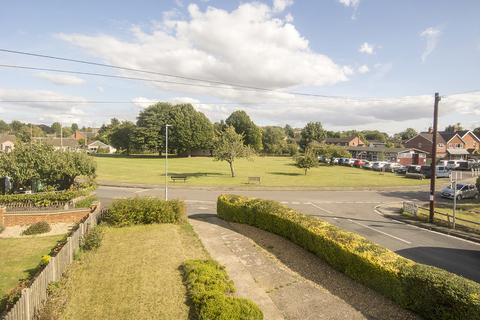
[
  {"left": 0, "top": 134, "right": 16, "bottom": 143},
  {"left": 34, "top": 137, "right": 79, "bottom": 148}
]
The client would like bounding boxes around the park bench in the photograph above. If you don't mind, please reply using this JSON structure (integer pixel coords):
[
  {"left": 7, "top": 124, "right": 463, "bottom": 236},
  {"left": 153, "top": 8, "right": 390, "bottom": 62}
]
[
  {"left": 248, "top": 176, "right": 261, "bottom": 184},
  {"left": 171, "top": 175, "right": 188, "bottom": 182}
]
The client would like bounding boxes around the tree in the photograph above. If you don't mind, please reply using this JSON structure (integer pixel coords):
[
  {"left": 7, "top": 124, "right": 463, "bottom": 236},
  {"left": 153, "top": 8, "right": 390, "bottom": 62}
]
[
  {"left": 51, "top": 122, "right": 62, "bottom": 136},
  {"left": 225, "top": 110, "right": 263, "bottom": 151},
  {"left": 0, "top": 120, "right": 9, "bottom": 133},
  {"left": 445, "top": 123, "right": 463, "bottom": 133},
  {"left": 136, "top": 102, "right": 214, "bottom": 155},
  {"left": 310, "top": 143, "right": 351, "bottom": 163},
  {"left": 109, "top": 121, "right": 136, "bottom": 154},
  {"left": 213, "top": 126, "right": 252, "bottom": 177},
  {"left": 294, "top": 148, "right": 318, "bottom": 175},
  {"left": 474, "top": 127, "right": 480, "bottom": 137},
  {"left": 299, "top": 122, "right": 325, "bottom": 150},
  {"left": 262, "top": 126, "right": 287, "bottom": 154},
  {"left": 361, "top": 130, "right": 389, "bottom": 142},
  {"left": 284, "top": 124, "right": 295, "bottom": 139},
  {"left": 71, "top": 123, "right": 79, "bottom": 132}
]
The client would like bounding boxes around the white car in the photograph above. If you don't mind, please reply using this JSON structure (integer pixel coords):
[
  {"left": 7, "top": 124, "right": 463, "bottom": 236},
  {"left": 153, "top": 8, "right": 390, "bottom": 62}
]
[
  {"left": 371, "top": 161, "right": 388, "bottom": 171},
  {"left": 446, "top": 160, "right": 461, "bottom": 170}
]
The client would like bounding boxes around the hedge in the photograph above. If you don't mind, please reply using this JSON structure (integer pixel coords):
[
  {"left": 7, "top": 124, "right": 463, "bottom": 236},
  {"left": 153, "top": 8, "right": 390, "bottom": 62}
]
[
  {"left": 22, "top": 221, "right": 51, "bottom": 235},
  {"left": 183, "top": 259, "right": 263, "bottom": 320},
  {"left": 102, "top": 197, "right": 186, "bottom": 226},
  {"left": 0, "top": 185, "right": 95, "bottom": 207},
  {"left": 217, "top": 194, "right": 480, "bottom": 320}
]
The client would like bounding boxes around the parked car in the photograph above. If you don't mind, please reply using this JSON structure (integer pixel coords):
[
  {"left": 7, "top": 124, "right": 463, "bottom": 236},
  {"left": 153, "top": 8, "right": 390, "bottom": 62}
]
[
  {"left": 420, "top": 165, "right": 451, "bottom": 178},
  {"left": 338, "top": 158, "right": 346, "bottom": 165},
  {"left": 371, "top": 161, "right": 388, "bottom": 171},
  {"left": 394, "top": 165, "right": 407, "bottom": 174},
  {"left": 440, "top": 183, "right": 479, "bottom": 200},
  {"left": 438, "top": 160, "right": 449, "bottom": 166},
  {"left": 446, "top": 160, "right": 461, "bottom": 170},
  {"left": 343, "top": 158, "right": 356, "bottom": 166},
  {"left": 405, "top": 165, "right": 421, "bottom": 177},
  {"left": 384, "top": 162, "right": 402, "bottom": 173},
  {"left": 332, "top": 158, "right": 339, "bottom": 164},
  {"left": 362, "top": 161, "right": 373, "bottom": 169},
  {"left": 353, "top": 159, "right": 366, "bottom": 167},
  {"left": 457, "top": 160, "right": 479, "bottom": 171}
]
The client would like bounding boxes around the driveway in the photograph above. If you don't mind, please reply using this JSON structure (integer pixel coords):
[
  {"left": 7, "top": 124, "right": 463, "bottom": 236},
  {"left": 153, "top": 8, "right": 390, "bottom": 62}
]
[{"left": 96, "top": 185, "right": 480, "bottom": 283}]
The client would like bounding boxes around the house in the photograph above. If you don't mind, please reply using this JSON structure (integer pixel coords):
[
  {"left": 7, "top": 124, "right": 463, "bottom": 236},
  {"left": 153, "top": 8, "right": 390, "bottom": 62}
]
[
  {"left": 33, "top": 137, "right": 81, "bottom": 152},
  {"left": 347, "top": 146, "right": 427, "bottom": 165},
  {"left": 87, "top": 140, "right": 117, "bottom": 154},
  {"left": 368, "top": 140, "right": 387, "bottom": 148},
  {"left": 0, "top": 135, "right": 16, "bottom": 152},
  {"left": 404, "top": 129, "right": 479, "bottom": 160},
  {"left": 325, "top": 136, "right": 365, "bottom": 147},
  {"left": 72, "top": 129, "right": 99, "bottom": 144}
]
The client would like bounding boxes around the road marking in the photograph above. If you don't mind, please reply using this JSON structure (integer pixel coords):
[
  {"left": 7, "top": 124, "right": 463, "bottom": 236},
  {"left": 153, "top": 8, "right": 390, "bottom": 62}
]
[
  {"left": 309, "top": 203, "right": 335, "bottom": 215},
  {"left": 134, "top": 189, "right": 151, "bottom": 194},
  {"left": 347, "top": 219, "right": 412, "bottom": 244},
  {"left": 291, "top": 201, "right": 300, "bottom": 205},
  {"left": 185, "top": 200, "right": 216, "bottom": 204},
  {"left": 196, "top": 206, "right": 210, "bottom": 210},
  {"left": 280, "top": 201, "right": 289, "bottom": 204}
]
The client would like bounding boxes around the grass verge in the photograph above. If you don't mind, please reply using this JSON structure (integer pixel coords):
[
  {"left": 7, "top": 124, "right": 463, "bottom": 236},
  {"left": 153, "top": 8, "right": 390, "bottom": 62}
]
[{"left": 413, "top": 207, "right": 480, "bottom": 235}]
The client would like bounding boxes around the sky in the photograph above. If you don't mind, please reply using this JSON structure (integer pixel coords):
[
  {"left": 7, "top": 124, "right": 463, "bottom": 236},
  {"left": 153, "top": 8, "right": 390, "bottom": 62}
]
[{"left": 0, "top": 0, "right": 479, "bottom": 134}]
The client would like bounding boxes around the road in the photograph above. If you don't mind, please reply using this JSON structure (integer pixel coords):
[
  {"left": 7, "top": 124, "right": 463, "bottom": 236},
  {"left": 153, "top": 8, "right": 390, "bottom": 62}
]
[{"left": 96, "top": 185, "right": 480, "bottom": 283}]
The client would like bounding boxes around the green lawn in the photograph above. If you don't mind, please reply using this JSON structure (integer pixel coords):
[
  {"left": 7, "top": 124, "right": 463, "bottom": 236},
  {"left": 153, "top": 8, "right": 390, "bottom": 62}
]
[
  {"left": 416, "top": 207, "right": 480, "bottom": 233},
  {"left": 0, "top": 235, "right": 63, "bottom": 299},
  {"left": 95, "top": 156, "right": 430, "bottom": 188},
  {"left": 41, "top": 224, "right": 208, "bottom": 320}
]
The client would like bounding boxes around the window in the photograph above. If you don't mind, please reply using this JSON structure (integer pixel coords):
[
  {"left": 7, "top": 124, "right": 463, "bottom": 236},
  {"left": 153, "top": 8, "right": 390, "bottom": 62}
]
[
  {"left": 418, "top": 142, "right": 423, "bottom": 148},
  {"left": 438, "top": 143, "right": 444, "bottom": 147}
]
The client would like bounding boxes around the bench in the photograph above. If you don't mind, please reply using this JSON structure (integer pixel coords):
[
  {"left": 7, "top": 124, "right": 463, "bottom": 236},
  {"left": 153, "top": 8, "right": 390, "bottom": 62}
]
[
  {"left": 248, "top": 176, "right": 261, "bottom": 184},
  {"left": 171, "top": 175, "right": 188, "bottom": 182}
]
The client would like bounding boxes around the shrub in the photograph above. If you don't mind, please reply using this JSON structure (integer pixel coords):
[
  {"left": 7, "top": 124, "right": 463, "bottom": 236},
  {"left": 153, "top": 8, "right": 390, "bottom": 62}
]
[
  {"left": 183, "top": 259, "right": 263, "bottom": 320},
  {"left": 22, "top": 221, "right": 51, "bottom": 235},
  {"left": 74, "top": 195, "right": 97, "bottom": 208},
  {"left": 217, "top": 194, "right": 480, "bottom": 320},
  {"left": 0, "top": 186, "right": 95, "bottom": 207},
  {"left": 81, "top": 227, "right": 103, "bottom": 251},
  {"left": 102, "top": 197, "right": 186, "bottom": 226}
]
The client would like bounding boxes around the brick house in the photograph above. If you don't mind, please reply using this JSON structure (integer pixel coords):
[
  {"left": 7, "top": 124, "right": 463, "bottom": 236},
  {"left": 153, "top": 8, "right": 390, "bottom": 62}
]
[
  {"left": 0, "top": 134, "right": 16, "bottom": 152},
  {"left": 325, "top": 136, "right": 365, "bottom": 147},
  {"left": 72, "top": 129, "right": 99, "bottom": 145},
  {"left": 347, "top": 146, "right": 427, "bottom": 165}
]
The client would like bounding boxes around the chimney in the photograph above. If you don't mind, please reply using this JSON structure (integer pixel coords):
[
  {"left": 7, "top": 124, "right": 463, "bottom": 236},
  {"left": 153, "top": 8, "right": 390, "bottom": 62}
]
[{"left": 427, "top": 127, "right": 433, "bottom": 134}]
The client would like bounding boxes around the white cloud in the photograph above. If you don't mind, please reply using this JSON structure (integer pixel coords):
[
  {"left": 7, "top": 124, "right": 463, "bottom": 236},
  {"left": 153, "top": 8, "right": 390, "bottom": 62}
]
[
  {"left": 420, "top": 27, "right": 441, "bottom": 62},
  {"left": 358, "top": 64, "right": 369, "bottom": 74},
  {"left": 285, "top": 13, "right": 294, "bottom": 23},
  {"left": 35, "top": 72, "right": 85, "bottom": 85},
  {"left": 273, "top": 0, "right": 294, "bottom": 13},
  {"left": 338, "top": 0, "right": 360, "bottom": 19},
  {"left": 343, "top": 65, "right": 354, "bottom": 76},
  {"left": 58, "top": 1, "right": 349, "bottom": 95},
  {"left": 359, "top": 42, "right": 375, "bottom": 54}
]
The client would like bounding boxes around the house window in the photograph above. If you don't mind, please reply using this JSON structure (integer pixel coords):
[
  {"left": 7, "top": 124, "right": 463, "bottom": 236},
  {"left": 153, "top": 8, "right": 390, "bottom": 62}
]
[
  {"left": 418, "top": 142, "right": 422, "bottom": 148},
  {"left": 438, "top": 143, "right": 444, "bottom": 147}
]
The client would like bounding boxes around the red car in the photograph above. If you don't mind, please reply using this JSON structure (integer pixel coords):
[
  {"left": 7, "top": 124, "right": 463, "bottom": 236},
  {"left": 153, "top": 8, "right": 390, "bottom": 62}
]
[{"left": 353, "top": 159, "right": 366, "bottom": 167}]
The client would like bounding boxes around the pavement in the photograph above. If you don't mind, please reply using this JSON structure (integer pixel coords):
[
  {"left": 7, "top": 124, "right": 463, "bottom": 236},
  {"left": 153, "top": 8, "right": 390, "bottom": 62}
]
[{"left": 96, "top": 185, "right": 480, "bottom": 283}]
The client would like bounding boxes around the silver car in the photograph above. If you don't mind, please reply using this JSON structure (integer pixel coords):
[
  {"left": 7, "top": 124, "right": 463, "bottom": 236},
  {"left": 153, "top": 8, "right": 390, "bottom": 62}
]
[{"left": 440, "top": 183, "right": 479, "bottom": 200}]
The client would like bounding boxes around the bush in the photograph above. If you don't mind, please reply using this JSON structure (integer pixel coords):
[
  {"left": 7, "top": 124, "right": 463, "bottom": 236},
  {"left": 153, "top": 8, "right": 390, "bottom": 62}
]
[
  {"left": 217, "top": 195, "right": 480, "bottom": 320},
  {"left": 183, "top": 259, "right": 263, "bottom": 320},
  {"left": 0, "top": 186, "right": 95, "bottom": 207},
  {"left": 74, "top": 195, "right": 97, "bottom": 208},
  {"left": 102, "top": 197, "right": 186, "bottom": 226},
  {"left": 22, "top": 221, "right": 51, "bottom": 235},
  {"left": 81, "top": 227, "right": 103, "bottom": 251}
]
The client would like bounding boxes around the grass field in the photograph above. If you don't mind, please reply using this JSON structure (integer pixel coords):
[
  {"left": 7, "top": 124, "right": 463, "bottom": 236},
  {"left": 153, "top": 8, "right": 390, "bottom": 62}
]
[
  {"left": 42, "top": 224, "right": 208, "bottom": 320},
  {"left": 416, "top": 207, "right": 480, "bottom": 233},
  {"left": 0, "top": 235, "right": 63, "bottom": 299},
  {"left": 95, "top": 156, "right": 430, "bottom": 188}
]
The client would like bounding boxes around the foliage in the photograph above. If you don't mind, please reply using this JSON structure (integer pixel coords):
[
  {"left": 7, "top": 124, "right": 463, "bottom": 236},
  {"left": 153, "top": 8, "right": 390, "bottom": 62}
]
[
  {"left": 22, "top": 221, "right": 51, "bottom": 235},
  {"left": 294, "top": 148, "right": 318, "bottom": 175},
  {"left": 286, "top": 142, "right": 299, "bottom": 156},
  {"left": 284, "top": 124, "right": 295, "bottom": 139},
  {"left": 74, "top": 195, "right": 97, "bottom": 208},
  {"left": 361, "top": 130, "right": 389, "bottom": 143},
  {"left": 102, "top": 197, "right": 186, "bottom": 226},
  {"left": 40, "top": 255, "right": 51, "bottom": 266},
  {"left": 225, "top": 110, "right": 263, "bottom": 151},
  {"left": 394, "top": 128, "right": 418, "bottom": 142},
  {"left": 0, "top": 142, "right": 96, "bottom": 191},
  {"left": 213, "top": 126, "right": 253, "bottom": 177},
  {"left": 0, "top": 224, "right": 4, "bottom": 234},
  {"left": 0, "top": 186, "right": 94, "bottom": 206},
  {"left": 217, "top": 195, "right": 480, "bottom": 320},
  {"left": 183, "top": 259, "right": 263, "bottom": 320},
  {"left": 310, "top": 143, "right": 351, "bottom": 162},
  {"left": 476, "top": 177, "right": 480, "bottom": 193},
  {"left": 262, "top": 126, "right": 287, "bottom": 155},
  {"left": 445, "top": 123, "right": 464, "bottom": 133},
  {"left": 81, "top": 227, "right": 103, "bottom": 251},
  {"left": 136, "top": 102, "right": 214, "bottom": 155},
  {"left": 299, "top": 122, "right": 325, "bottom": 150}
]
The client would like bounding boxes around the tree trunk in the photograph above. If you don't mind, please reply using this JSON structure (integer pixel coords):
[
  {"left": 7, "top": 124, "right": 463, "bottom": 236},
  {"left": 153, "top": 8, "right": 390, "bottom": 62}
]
[
  {"left": 304, "top": 168, "right": 308, "bottom": 175},
  {"left": 229, "top": 161, "right": 235, "bottom": 177}
]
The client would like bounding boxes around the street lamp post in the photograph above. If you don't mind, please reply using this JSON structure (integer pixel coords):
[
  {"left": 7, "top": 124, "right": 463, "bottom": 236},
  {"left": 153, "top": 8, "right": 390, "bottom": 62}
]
[{"left": 165, "top": 124, "right": 171, "bottom": 200}]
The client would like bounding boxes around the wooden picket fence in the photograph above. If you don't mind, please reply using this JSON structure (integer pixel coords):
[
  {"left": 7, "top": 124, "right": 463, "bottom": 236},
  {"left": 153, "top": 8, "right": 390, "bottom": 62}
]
[{"left": 2, "top": 204, "right": 104, "bottom": 320}]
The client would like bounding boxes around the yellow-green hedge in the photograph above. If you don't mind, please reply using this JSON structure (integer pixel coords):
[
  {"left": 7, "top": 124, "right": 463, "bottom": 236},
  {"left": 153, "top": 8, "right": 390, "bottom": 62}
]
[{"left": 217, "top": 194, "right": 480, "bottom": 320}]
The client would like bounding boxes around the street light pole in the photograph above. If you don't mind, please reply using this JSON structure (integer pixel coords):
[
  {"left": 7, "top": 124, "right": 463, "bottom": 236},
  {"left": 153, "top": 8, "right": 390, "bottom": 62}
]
[{"left": 165, "top": 124, "right": 171, "bottom": 200}]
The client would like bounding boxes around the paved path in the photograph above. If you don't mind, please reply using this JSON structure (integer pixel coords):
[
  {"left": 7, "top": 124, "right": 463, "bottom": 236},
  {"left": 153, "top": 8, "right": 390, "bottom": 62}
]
[
  {"left": 190, "top": 213, "right": 418, "bottom": 320},
  {"left": 96, "top": 186, "right": 480, "bottom": 282}
]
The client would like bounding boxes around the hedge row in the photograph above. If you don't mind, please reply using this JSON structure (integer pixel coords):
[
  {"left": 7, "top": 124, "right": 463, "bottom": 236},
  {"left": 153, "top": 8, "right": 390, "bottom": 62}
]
[
  {"left": 217, "top": 194, "right": 480, "bottom": 320},
  {"left": 0, "top": 185, "right": 95, "bottom": 207},
  {"left": 183, "top": 259, "right": 263, "bottom": 320},
  {"left": 102, "top": 197, "right": 186, "bottom": 226}
]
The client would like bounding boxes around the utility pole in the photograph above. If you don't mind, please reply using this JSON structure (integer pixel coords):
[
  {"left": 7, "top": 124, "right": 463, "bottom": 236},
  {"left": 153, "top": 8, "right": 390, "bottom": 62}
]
[
  {"left": 429, "top": 92, "right": 441, "bottom": 223},
  {"left": 165, "top": 124, "right": 171, "bottom": 201}
]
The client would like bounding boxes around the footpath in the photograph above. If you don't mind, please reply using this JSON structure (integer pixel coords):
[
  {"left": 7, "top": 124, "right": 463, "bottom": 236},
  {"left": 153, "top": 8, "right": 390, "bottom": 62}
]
[{"left": 189, "top": 213, "right": 418, "bottom": 320}]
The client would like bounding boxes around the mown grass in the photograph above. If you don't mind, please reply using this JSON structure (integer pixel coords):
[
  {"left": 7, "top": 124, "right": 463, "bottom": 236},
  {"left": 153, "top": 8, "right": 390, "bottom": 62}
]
[
  {"left": 0, "top": 235, "right": 63, "bottom": 299},
  {"left": 95, "top": 156, "right": 430, "bottom": 187},
  {"left": 416, "top": 207, "right": 480, "bottom": 233},
  {"left": 41, "top": 224, "right": 208, "bottom": 320}
]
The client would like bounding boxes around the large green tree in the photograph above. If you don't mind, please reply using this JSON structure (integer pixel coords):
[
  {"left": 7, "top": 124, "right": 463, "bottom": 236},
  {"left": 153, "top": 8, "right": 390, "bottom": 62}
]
[
  {"left": 109, "top": 121, "right": 137, "bottom": 154},
  {"left": 262, "top": 126, "right": 287, "bottom": 154},
  {"left": 225, "top": 110, "right": 263, "bottom": 151},
  {"left": 213, "top": 126, "right": 252, "bottom": 177},
  {"left": 299, "top": 122, "right": 325, "bottom": 150},
  {"left": 294, "top": 148, "right": 318, "bottom": 175},
  {"left": 136, "top": 102, "right": 214, "bottom": 156}
]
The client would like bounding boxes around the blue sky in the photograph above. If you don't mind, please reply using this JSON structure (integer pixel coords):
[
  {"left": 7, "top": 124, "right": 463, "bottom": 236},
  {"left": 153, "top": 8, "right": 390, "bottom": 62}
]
[{"left": 0, "top": 0, "right": 479, "bottom": 133}]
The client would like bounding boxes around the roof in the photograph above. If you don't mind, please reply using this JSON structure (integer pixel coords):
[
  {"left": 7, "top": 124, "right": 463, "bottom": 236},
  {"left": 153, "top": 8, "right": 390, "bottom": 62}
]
[
  {"left": 34, "top": 137, "right": 79, "bottom": 148},
  {"left": 417, "top": 131, "right": 466, "bottom": 144},
  {"left": 88, "top": 140, "right": 110, "bottom": 148},
  {"left": 0, "top": 134, "right": 16, "bottom": 143},
  {"left": 447, "top": 148, "right": 469, "bottom": 155},
  {"left": 417, "top": 132, "right": 447, "bottom": 144},
  {"left": 458, "top": 130, "right": 480, "bottom": 142},
  {"left": 347, "top": 146, "right": 425, "bottom": 153}
]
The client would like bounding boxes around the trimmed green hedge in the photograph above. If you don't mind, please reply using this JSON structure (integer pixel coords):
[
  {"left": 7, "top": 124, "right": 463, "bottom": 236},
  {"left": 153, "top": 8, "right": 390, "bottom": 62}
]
[
  {"left": 22, "top": 221, "right": 51, "bottom": 235},
  {"left": 217, "top": 194, "right": 480, "bottom": 320},
  {"left": 102, "top": 197, "right": 186, "bottom": 226},
  {"left": 0, "top": 186, "right": 95, "bottom": 207},
  {"left": 183, "top": 259, "right": 263, "bottom": 320}
]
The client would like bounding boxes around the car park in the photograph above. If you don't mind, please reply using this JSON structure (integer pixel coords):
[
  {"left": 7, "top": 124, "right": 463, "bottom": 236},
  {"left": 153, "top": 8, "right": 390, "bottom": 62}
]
[
  {"left": 343, "top": 158, "right": 356, "bottom": 166},
  {"left": 384, "top": 162, "right": 402, "bottom": 173},
  {"left": 441, "top": 183, "right": 479, "bottom": 200},
  {"left": 371, "top": 161, "right": 388, "bottom": 171},
  {"left": 332, "top": 158, "right": 339, "bottom": 164},
  {"left": 446, "top": 160, "right": 461, "bottom": 170},
  {"left": 353, "top": 159, "right": 366, "bottom": 167},
  {"left": 394, "top": 165, "right": 407, "bottom": 174},
  {"left": 362, "top": 161, "right": 373, "bottom": 169}
]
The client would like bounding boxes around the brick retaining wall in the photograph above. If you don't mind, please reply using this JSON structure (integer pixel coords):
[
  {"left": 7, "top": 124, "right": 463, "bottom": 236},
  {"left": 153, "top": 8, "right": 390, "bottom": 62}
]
[{"left": 0, "top": 206, "right": 93, "bottom": 227}]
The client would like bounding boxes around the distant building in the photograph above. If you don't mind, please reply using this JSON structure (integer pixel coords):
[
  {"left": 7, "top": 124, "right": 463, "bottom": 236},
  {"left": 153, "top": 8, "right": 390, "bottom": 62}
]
[
  {"left": 72, "top": 129, "right": 99, "bottom": 144},
  {"left": 0, "top": 135, "right": 16, "bottom": 153},
  {"left": 325, "top": 136, "right": 365, "bottom": 147},
  {"left": 33, "top": 137, "right": 80, "bottom": 152},
  {"left": 347, "top": 146, "right": 427, "bottom": 165},
  {"left": 87, "top": 140, "right": 117, "bottom": 154}
]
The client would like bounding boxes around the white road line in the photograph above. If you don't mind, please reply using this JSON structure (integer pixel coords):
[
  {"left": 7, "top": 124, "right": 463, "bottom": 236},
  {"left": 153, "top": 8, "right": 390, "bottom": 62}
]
[
  {"left": 347, "top": 219, "right": 412, "bottom": 244},
  {"left": 309, "top": 203, "right": 335, "bottom": 215},
  {"left": 134, "top": 189, "right": 151, "bottom": 194},
  {"left": 185, "top": 200, "right": 216, "bottom": 204},
  {"left": 280, "top": 201, "right": 289, "bottom": 204},
  {"left": 291, "top": 201, "right": 300, "bottom": 205}
]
